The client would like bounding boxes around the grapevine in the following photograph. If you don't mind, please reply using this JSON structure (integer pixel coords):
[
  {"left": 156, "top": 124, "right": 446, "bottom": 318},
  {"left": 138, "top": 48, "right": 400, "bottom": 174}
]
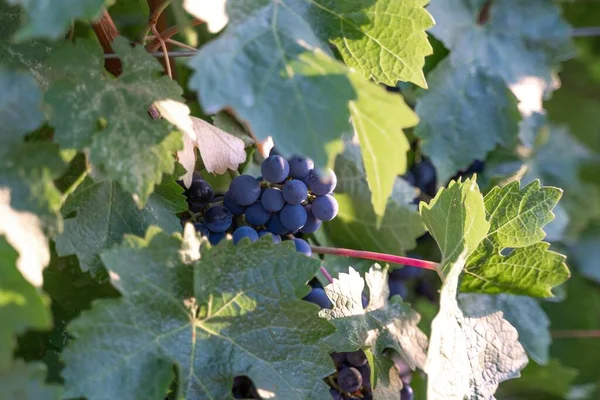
[{"left": 1, "top": 1, "right": 599, "bottom": 400}]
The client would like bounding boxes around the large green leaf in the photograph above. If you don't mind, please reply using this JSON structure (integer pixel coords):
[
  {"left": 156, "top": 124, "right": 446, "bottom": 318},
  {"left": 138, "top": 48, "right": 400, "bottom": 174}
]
[
  {"left": 45, "top": 38, "right": 184, "bottom": 205},
  {"left": 5, "top": 0, "right": 105, "bottom": 40},
  {"left": 461, "top": 180, "right": 569, "bottom": 297},
  {"left": 226, "top": 0, "right": 434, "bottom": 87},
  {"left": 349, "top": 74, "right": 418, "bottom": 221},
  {"left": 0, "top": 5, "right": 54, "bottom": 88},
  {"left": 415, "top": 60, "right": 520, "bottom": 184},
  {"left": 0, "top": 360, "right": 61, "bottom": 399},
  {"left": 55, "top": 176, "right": 186, "bottom": 277},
  {"left": 0, "top": 237, "right": 51, "bottom": 369},
  {"left": 428, "top": 0, "right": 574, "bottom": 87},
  {"left": 320, "top": 265, "right": 428, "bottom": 391},
  {"left": 420, "top": 178, "right": 527, "bottom": 399},
  {"left": 324, "top": 143, "right": 425, "bottom": 256},
  {"left": 63, "top": 228, "right": 336, "bottom": 400},
  {"left": 460, "top": 293, "right": 550, "bottom": 365}
]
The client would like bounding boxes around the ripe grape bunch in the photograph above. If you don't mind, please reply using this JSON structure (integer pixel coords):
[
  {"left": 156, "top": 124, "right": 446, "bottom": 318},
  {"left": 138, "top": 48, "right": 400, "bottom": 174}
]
[{"left": 182, "top": 154, "right": 338, "bottom": 257}]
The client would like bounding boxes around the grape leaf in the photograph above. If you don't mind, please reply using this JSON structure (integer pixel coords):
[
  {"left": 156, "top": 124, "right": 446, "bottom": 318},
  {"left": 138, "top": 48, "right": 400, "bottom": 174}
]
[
  {"left": 63, "top": 229, "right": 336, "bottom": 400},
  {"left": 461, "top": 180, "right": 569, "bottom": 297},
  {"left": 428, "top": 0, "right": 574, "bottom": 87},
  {"left": 571, "top": 223, "right": 600, "bottom": 284},
  {"left": 5, "top": 0, "right": 105, "bottom": 40},
  {"left": 324, "top": 143, "right": 425, "bottom": 256},
  {"left": 349, "top": 74, "right": 418, "bottom": 221},
  {"left": 0, "top": 68, "right": 64, "bottom": 287},
  {"left": 226, "top": 0, "right": 434, "bottom": 87},
  {"left": 460, "top": 294, "right": 550, "bottom": 365},
  {"left": 420, "top": 178, "right": 528, "bottom": 400},
  {"left": 497, "top": 359, "right": 578, "bottom": 400},
  {"left": 0, "top": 237, "right": 51, "bottom": 369},
  {"left": 0, "top": 68, "right": 45, "bottom": 142},
  {"left": 415, "top": 59, "right": 520, "bottom": 184},
  {"left": 55, "top": 176, "right": 185, "bottom": 277},
  {"left": 0, "top": 5, "right": 54, "bottom": 88},
  {"left": 0, "top": 360, "right": 61, "bottom": 399},
  {"left": 45, "top": 38, "right": 184, "bottom": 205},
  {"left": 320, "top": 265, "right": 428, "bottom": 390}
]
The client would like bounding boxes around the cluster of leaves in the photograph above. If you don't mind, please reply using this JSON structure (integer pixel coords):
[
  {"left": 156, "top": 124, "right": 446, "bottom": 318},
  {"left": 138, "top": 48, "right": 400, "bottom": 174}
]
[{"left": 0, "top": 0, "right": 599, "bottom": 399}]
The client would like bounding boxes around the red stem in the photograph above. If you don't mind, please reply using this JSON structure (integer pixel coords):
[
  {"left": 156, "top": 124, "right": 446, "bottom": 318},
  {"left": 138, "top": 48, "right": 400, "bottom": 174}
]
[
  {"left": 310, "top": 246, "right": 439, "bottom": 271},
  {"left": 319, "top": 266, "right": 333, "bottom": 283},
  {"left": 552, "top": 330, "right": 600, "bottom": 339}
]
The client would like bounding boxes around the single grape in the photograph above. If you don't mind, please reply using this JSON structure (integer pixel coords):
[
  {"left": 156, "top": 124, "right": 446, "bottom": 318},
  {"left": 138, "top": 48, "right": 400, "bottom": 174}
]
[
  {"left": 209, "top": 231, "right": 226, "bottom": 245},
  {"left": 280, "top": 204, "right": 307, "bottom": 231},
  {"left": 337, "top": 367, "right": 362, "bottom": 393},
  {"left": 389, "top": 265, "right": 424, "bottom": 281},
  {"left": 261, "top": 188, "right": 285, "bottom": 212},
  {"left": 412, "top": 159, "right": 436, "bottom": 197},
  {"left": 188, "top": 178, "right": 214, "bottom": 204},
  {"left": 358, "top": 364, "right": 372, "bottom": 392},
  {"left": 193, "top": 223, "right": 210, "bottom": 238},
  {"left": 245, "top": 202, "right": 271, "bottom": 226},
  {"left": 261, "top": 155, "right": 290, "bottom": 183},
  {"left": 361, "top": 293, "right": 369, "bottom": 309},
  {"left": 311, "top": 195, "right": 338, "bottom": 221},
  {"left": 329, "top": 389, "right": 343, "bottom": 400},
  {"left": 232, "top": 226, "right": 259, "bottom": 244},
  {"left": 223, "top": 191, "right": 246, "bottom": 215},
  {"left": 266, "top": 213, "right": 290, "bottom": 235},
  {"left": 303, "top": 287, "right": 331, "bottom": 309},
  {"left": 346, "top": 350, "right": 367, "bottom": 367},
  {"left": 415, "top": 279, "right": 438, "bottom": 302},
  {"left": 293, "top": 238, "right": 312, "bottom": 256},
  {"left": 403, "top": 171, "right": 417, "bottom": 187},
  {"left": 204, "top": 205, "right": 233, "bottom": 233},
  {"left": 283, "top": 179, "right": 308, "bottom": 205},
  {"left": 306, "top": 168, "right": 337, "bottom": 195},
  {"left": 388, "top": 278, "right": 408, "bottom": 299},
  {"left": 257, "top": 230, "right": 282, "bottom": 244},
  {"left": 188, "top": 200, "right": 207, "bottom": 213},
  {"left": 230, "top": 175, "right": 261, "bottom": 206},
  {"left": 400, "top": 384, "right": 414, "bottom": 400},
  {"left": 300, "top": 204, "right": 322, "bottom": 233},
  {"left": 288, "top": 155, "right": 314, "bottom": 179}
]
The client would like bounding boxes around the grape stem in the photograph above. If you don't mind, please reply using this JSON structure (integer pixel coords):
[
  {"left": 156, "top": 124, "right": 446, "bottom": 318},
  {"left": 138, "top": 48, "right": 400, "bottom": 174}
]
[
  {"left": 311, "top": 246, "right": 440, "bottom": 271},
  {"left": 552, "top": 330, "right": 600, "bottom": 339},
  {"left": 319, "top": 266, "right": 334, "bottom": 284}
]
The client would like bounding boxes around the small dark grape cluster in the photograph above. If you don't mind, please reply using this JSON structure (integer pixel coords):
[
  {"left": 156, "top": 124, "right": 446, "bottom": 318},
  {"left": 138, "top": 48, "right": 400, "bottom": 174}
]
[{"left": 180, "top": 154, "right": 338, "bottom": 258}]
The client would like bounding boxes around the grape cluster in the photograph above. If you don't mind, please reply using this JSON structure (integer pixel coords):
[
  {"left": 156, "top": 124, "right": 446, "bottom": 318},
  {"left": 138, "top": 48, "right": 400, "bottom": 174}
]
[{"left": 181, "top": 154, "right": 338, "bottom": 258}]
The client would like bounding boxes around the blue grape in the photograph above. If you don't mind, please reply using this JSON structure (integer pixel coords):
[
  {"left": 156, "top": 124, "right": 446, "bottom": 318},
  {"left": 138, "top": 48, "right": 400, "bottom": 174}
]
[
  {"left": 230, "top": 175, "right": 261, "bottom": 206},
  {"left": 232, "top": 226, "right": 259, "bottom": 244},
  {"left": 300, "top": 205, "right": 322, "bottom": 234},
  {"left": 293, "top": 238, "right": 312, "bottom": 256},
  {"left": 283, "top": 179, "right": 308, "bottom": 205},
  {"left": 245, "top": 202, "right": 271, "bottom": 226},
  {"left": 188, "top": 178, "right": 214, "bottom": 204},
  {"left": 188, "top": 200, "right": 207, "bottom": 213},
  {"left": 261, "top": 155, "right": 290, "bottom": 183},
  {"left": 337, "top": 367, "right": 362, "bottom": 392},
  {"left": 266, "top": 213, "right": 290, "bottom": 235},
  {"left": 258, "top": 230, "right": 282, "bottom": 244},
  {"left": 303, "top": 287, "right": 331, "bottom": 309},
  {"left": 389, "top": 265, "right": 424, "bottom": 281},
  {"left": 204, "top": 205, "right": 233, "bottom": 232},
  {"left": 193, "top": 223, "right": 209, "bottom": 237},
  {"left": 388, "top": 278, "right": 408, "bottom": 299},
  {"left": 311, "top": 194, "right": 338, "bottom": 221},
  {"left": 288, "top": 155, "right": 314, "bottom": 179},
  {"left": 362, "top": 293, "right": 369, "bottom": 308},
  {"left": 330, "top": 352, "right": 346, "bottom": 366},
  {"left": 280, "top": 204, "right": 307, "bottom": 231},
  {"left": 261, "top": 188, "right": 285, "bottom": 212},
  {"left": 400, "top": 384, "right": 414, "bottom": 400},
  {"left": 209, "top": 231, "right": 226, "bottom": 245},
  {"left": 346, "top": 350, "right": 367, "bottom": 367},
  {"left": 223, "top": 191, "right": 246, "bottom": 215},
  {"left": 306, "top": 168, "right": 337, "bottom": 195}
]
